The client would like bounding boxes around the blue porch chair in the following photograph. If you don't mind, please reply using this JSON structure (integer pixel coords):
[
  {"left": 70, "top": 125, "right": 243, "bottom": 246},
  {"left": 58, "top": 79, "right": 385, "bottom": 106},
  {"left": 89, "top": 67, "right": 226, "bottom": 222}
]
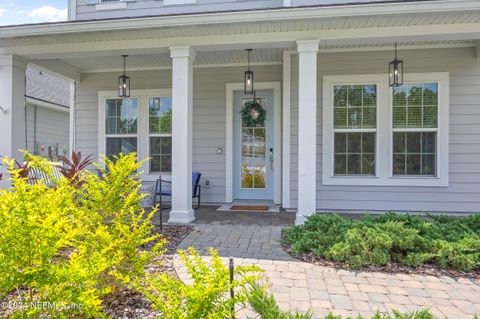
[{"left": 154, "top": 172, "right": 202, "bottom": 229}]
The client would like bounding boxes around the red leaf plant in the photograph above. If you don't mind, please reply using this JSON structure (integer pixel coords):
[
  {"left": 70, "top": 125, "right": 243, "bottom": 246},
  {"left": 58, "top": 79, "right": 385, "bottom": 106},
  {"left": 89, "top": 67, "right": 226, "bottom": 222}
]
[
  {"left": 58, "top": 151, "right": 93, "bottom": 187},
  {"left": 14, "top": 160, "right": 31, "bottom": 179}
]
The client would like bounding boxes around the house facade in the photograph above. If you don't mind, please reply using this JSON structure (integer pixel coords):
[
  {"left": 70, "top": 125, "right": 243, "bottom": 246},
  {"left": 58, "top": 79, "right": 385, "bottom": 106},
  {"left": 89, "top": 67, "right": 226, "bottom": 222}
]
[{"left": 1, "top": 0, "right": 480, "bottom": 224}]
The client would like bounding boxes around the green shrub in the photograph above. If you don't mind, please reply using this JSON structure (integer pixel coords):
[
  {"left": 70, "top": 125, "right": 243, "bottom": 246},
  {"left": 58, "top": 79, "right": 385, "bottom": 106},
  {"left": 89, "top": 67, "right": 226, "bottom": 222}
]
[
  {"left": 284, "top": 214, "right": 352, "bottom": 256},
  {"left": 432, "top": 236, "right": 480, "bottom": 271},
  {"left": 135, "top": 247, "right": 263, "bottom": 319},
  {"left": 0, "top": 152, "right": 164, "bottom": 318},
  {"left": 377, "top": 221, "right": 432, "bottom": 267},
  {"left": 283, "top": 213, "right": 480, "bottom": 271},
  {"left": 327, "top": 226, "right": 392, "bottom": 268}
]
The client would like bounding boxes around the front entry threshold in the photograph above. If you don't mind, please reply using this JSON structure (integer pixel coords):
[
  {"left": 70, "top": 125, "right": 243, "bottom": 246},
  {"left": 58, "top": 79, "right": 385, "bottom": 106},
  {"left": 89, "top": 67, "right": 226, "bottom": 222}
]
[
  {"left": 169, "top": 210, "right": 195, "bottom": 224},
  {"left": 216, "top": 203, "right": 280, "bottom": 213}
]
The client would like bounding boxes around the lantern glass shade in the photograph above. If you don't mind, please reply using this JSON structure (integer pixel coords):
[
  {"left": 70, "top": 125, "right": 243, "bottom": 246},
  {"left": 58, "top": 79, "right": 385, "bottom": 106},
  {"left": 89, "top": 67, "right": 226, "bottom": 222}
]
[
  {"left": 244, "top": 70, "right": 254, "bottom": 95},
  {"left": 118, "top": 74, "right": 131, "bottom": 98},
  {"left": 389, "top": 59, "right": 403, "bottom": 87}
]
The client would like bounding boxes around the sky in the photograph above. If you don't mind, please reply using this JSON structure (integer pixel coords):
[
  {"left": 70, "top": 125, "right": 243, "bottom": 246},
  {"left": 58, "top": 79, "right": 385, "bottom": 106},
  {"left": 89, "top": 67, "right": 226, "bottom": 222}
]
[{"left": 0, "top": 0, "right": 68, "bottom": 26}]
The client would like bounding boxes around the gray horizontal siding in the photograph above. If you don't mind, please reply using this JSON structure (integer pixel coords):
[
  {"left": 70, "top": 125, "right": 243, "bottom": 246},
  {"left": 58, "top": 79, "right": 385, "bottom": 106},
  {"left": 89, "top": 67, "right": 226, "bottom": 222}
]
[
  {"left": 74, "top": 0, "right": 417, "bottom": 21},
  {"left": 289, "top": 47, "right": 480, "bottom": 213},
  {"left": 75, "top": 65, "right": 282, "bottom": 203},
  {"left": 25, "top": 104, "right": 70, "bottom": 156},
  {"left": 76, "top": 0, "right": 282, "bottom": 20},
  {"left": 291, "top": 0, "right": 400, "bottom": 4}
]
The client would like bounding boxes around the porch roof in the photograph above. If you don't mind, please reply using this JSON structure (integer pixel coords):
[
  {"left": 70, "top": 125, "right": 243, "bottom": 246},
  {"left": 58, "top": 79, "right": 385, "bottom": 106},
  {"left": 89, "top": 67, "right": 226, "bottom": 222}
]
[
  {"left": 26, "top": 67, "right": 70, "bottom": 108},
  {"left": 0, "top": 0, "right": 479, "bottom": 80}
]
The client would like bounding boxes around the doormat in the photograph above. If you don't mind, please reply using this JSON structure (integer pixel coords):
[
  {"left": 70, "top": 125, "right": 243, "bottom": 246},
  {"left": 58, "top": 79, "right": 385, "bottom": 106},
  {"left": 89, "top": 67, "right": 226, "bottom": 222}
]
[{"left": 230, "top": 205, "right": 270, "bottom": 211}]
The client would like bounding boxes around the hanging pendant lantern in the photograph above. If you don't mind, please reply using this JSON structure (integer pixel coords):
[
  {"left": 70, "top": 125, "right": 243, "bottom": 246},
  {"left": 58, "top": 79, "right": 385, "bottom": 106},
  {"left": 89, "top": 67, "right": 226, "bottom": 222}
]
[
  {"left": 389, "top": 43, "right": 403, "bottom": 87},
  {"left": 244, "top": 49, "right": 254, "bottom": 95},
  {"left": 118, "top": 55, "right": 131, "bottom": 98}
]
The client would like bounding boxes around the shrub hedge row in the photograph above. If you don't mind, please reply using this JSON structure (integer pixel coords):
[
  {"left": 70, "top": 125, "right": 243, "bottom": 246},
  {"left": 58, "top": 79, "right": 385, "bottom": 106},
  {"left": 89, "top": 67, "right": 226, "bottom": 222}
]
[{"left": 283, "top": 213, "right": 480, "bottom": 270}]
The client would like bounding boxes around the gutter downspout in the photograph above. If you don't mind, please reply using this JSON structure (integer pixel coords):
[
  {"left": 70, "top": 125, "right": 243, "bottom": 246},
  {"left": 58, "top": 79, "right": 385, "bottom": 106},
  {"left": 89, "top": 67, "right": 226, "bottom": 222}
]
[
  {"left": 23, "top": 75, "right": 27, "bottom": 152},
  {"left": 69, "top": 80, "right": 76, "bottom": 155},
  {"left": 33, "top": 105, "right": 37, "bottom": 155}
]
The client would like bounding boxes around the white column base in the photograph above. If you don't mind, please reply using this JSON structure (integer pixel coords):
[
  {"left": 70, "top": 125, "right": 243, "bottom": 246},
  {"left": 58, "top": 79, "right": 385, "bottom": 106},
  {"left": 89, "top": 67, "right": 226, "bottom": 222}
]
[
  {"left": 168, "top": 210, "right": 195, "bottom": 224},
  {"left": 295, "top": 214, "right": 307, "bottom": 225}
]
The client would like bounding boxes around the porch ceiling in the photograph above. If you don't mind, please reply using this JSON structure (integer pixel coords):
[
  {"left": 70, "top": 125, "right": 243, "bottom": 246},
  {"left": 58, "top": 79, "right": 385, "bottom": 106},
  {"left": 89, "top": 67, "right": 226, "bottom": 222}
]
[
  {"left": 29, "top": 39, "right": 477, "bottom": 74},
  {"left": 48, "top": 48, "right": 286, "bottom": 73}
]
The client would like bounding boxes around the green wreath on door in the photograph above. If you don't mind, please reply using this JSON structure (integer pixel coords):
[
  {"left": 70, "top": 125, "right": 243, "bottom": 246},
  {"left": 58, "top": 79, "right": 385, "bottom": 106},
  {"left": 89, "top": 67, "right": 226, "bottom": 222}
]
[{"left": 240, "top": 100, "right": 266, "bottom": 127}]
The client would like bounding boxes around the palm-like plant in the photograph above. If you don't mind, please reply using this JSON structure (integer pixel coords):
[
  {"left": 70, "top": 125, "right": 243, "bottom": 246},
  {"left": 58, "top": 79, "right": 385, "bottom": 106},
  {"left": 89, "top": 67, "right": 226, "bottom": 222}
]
[{"left": 58, "top": 151, "right": 93, "bottom": 186}]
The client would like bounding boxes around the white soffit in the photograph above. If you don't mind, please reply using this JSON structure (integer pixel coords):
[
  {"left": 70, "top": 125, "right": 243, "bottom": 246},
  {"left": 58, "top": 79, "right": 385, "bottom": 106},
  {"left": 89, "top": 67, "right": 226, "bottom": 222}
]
[
  {"left": 58, "top": 48, "right": 286, "bottom": 72},
  {"left": 35, "top": 41, "right": 476, "bottom": 74},
  {"left": 1, "top": 11, "right": 479, "bottom": 48}
]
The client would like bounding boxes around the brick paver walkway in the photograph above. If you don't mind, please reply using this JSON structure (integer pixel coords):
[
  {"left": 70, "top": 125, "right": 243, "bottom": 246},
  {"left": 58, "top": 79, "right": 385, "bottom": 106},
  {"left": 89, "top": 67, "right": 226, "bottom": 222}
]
[{"left": 174, "top": 224, "right": 480, "bottom": 319}]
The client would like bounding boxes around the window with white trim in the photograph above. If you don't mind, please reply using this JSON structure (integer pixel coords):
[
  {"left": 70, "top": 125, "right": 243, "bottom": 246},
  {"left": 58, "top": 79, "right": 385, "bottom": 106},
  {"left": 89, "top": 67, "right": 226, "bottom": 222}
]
[
  {"left": 149, "top": 97, "right": 172, "bottom": 173},
  {"left": 105, "top": 98, "right": 138, "bottom": 160},
  {"left": 99, "top": 89, "right": 172, "bottom": 181},
  {"left": 322, "top": 73, "right": 449, "bottom": 187},
  {"left": 392, "top": 83, "right": 438, "bottom": 176},
  {"left": 333, "top": 84, "right": 377, "bottom": 176}
]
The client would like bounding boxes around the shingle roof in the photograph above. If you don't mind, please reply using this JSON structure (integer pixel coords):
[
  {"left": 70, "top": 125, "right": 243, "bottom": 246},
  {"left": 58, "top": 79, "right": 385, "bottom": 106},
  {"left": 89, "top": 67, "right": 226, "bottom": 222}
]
[{"left": 26, "top": 67, "right": 70, "bottom": 108}]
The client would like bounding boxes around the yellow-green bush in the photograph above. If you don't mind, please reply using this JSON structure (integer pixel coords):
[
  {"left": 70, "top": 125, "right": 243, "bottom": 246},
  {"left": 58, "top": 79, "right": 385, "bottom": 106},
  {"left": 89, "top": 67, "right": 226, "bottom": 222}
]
[
  {"left": 135, "top": 247, "right": 263, "bottom": 319},
  {"left": 0, "top": 153, "right": 164, "bottom": 318}
]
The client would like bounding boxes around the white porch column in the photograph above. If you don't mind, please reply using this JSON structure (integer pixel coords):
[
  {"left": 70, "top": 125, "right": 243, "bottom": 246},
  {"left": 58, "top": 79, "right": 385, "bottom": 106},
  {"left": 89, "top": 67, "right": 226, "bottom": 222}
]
[
  {"left": 169, "top": 46, "right": 196, "bottom": 223},
  {"left": 0, "top": 55, "right": 27, "bottom": 188},
  {"left": 296, "top": 40, "right": 319, "bottom": 225}
]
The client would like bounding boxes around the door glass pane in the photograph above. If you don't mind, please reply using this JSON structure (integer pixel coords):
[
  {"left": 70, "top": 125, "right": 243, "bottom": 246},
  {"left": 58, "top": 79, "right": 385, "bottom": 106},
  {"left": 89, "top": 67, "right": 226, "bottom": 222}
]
[{"left": 240, "top": 98, "right": 266, "bottom": 189}]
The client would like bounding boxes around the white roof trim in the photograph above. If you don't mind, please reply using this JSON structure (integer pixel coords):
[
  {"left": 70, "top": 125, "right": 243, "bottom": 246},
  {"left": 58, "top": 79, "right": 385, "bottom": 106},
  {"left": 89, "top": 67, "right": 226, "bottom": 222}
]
[{"left": 1, "top": 0, "right": 480, "bottom": 38}]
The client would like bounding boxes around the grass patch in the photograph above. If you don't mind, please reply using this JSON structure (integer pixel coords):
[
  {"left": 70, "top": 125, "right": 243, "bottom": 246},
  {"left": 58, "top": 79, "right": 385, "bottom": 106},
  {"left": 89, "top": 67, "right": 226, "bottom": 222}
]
[{"left": 283, "top": 213, "right": 480, "bottom": 271}]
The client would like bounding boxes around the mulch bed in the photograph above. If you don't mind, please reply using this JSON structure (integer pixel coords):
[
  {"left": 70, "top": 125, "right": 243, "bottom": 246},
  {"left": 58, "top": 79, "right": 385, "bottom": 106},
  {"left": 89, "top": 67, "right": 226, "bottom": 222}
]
[
  {"left": 103, "top": 225, "right": 194, "bottom": 319},
  {"left": 281, "top": 230, "right": 480, "bottom": 281}
]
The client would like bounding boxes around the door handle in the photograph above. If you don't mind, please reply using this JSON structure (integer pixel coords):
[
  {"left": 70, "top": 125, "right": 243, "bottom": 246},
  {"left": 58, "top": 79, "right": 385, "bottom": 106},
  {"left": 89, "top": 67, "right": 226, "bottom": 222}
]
[{"left": 269, "top": 148, "right": 274, "bottom": 171}]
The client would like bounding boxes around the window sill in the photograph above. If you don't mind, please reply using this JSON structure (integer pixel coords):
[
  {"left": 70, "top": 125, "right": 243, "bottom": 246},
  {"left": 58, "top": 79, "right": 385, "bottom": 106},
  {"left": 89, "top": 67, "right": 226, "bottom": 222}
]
[{"left": 322, "top": 175, "right": 448, "bottom": 187}]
